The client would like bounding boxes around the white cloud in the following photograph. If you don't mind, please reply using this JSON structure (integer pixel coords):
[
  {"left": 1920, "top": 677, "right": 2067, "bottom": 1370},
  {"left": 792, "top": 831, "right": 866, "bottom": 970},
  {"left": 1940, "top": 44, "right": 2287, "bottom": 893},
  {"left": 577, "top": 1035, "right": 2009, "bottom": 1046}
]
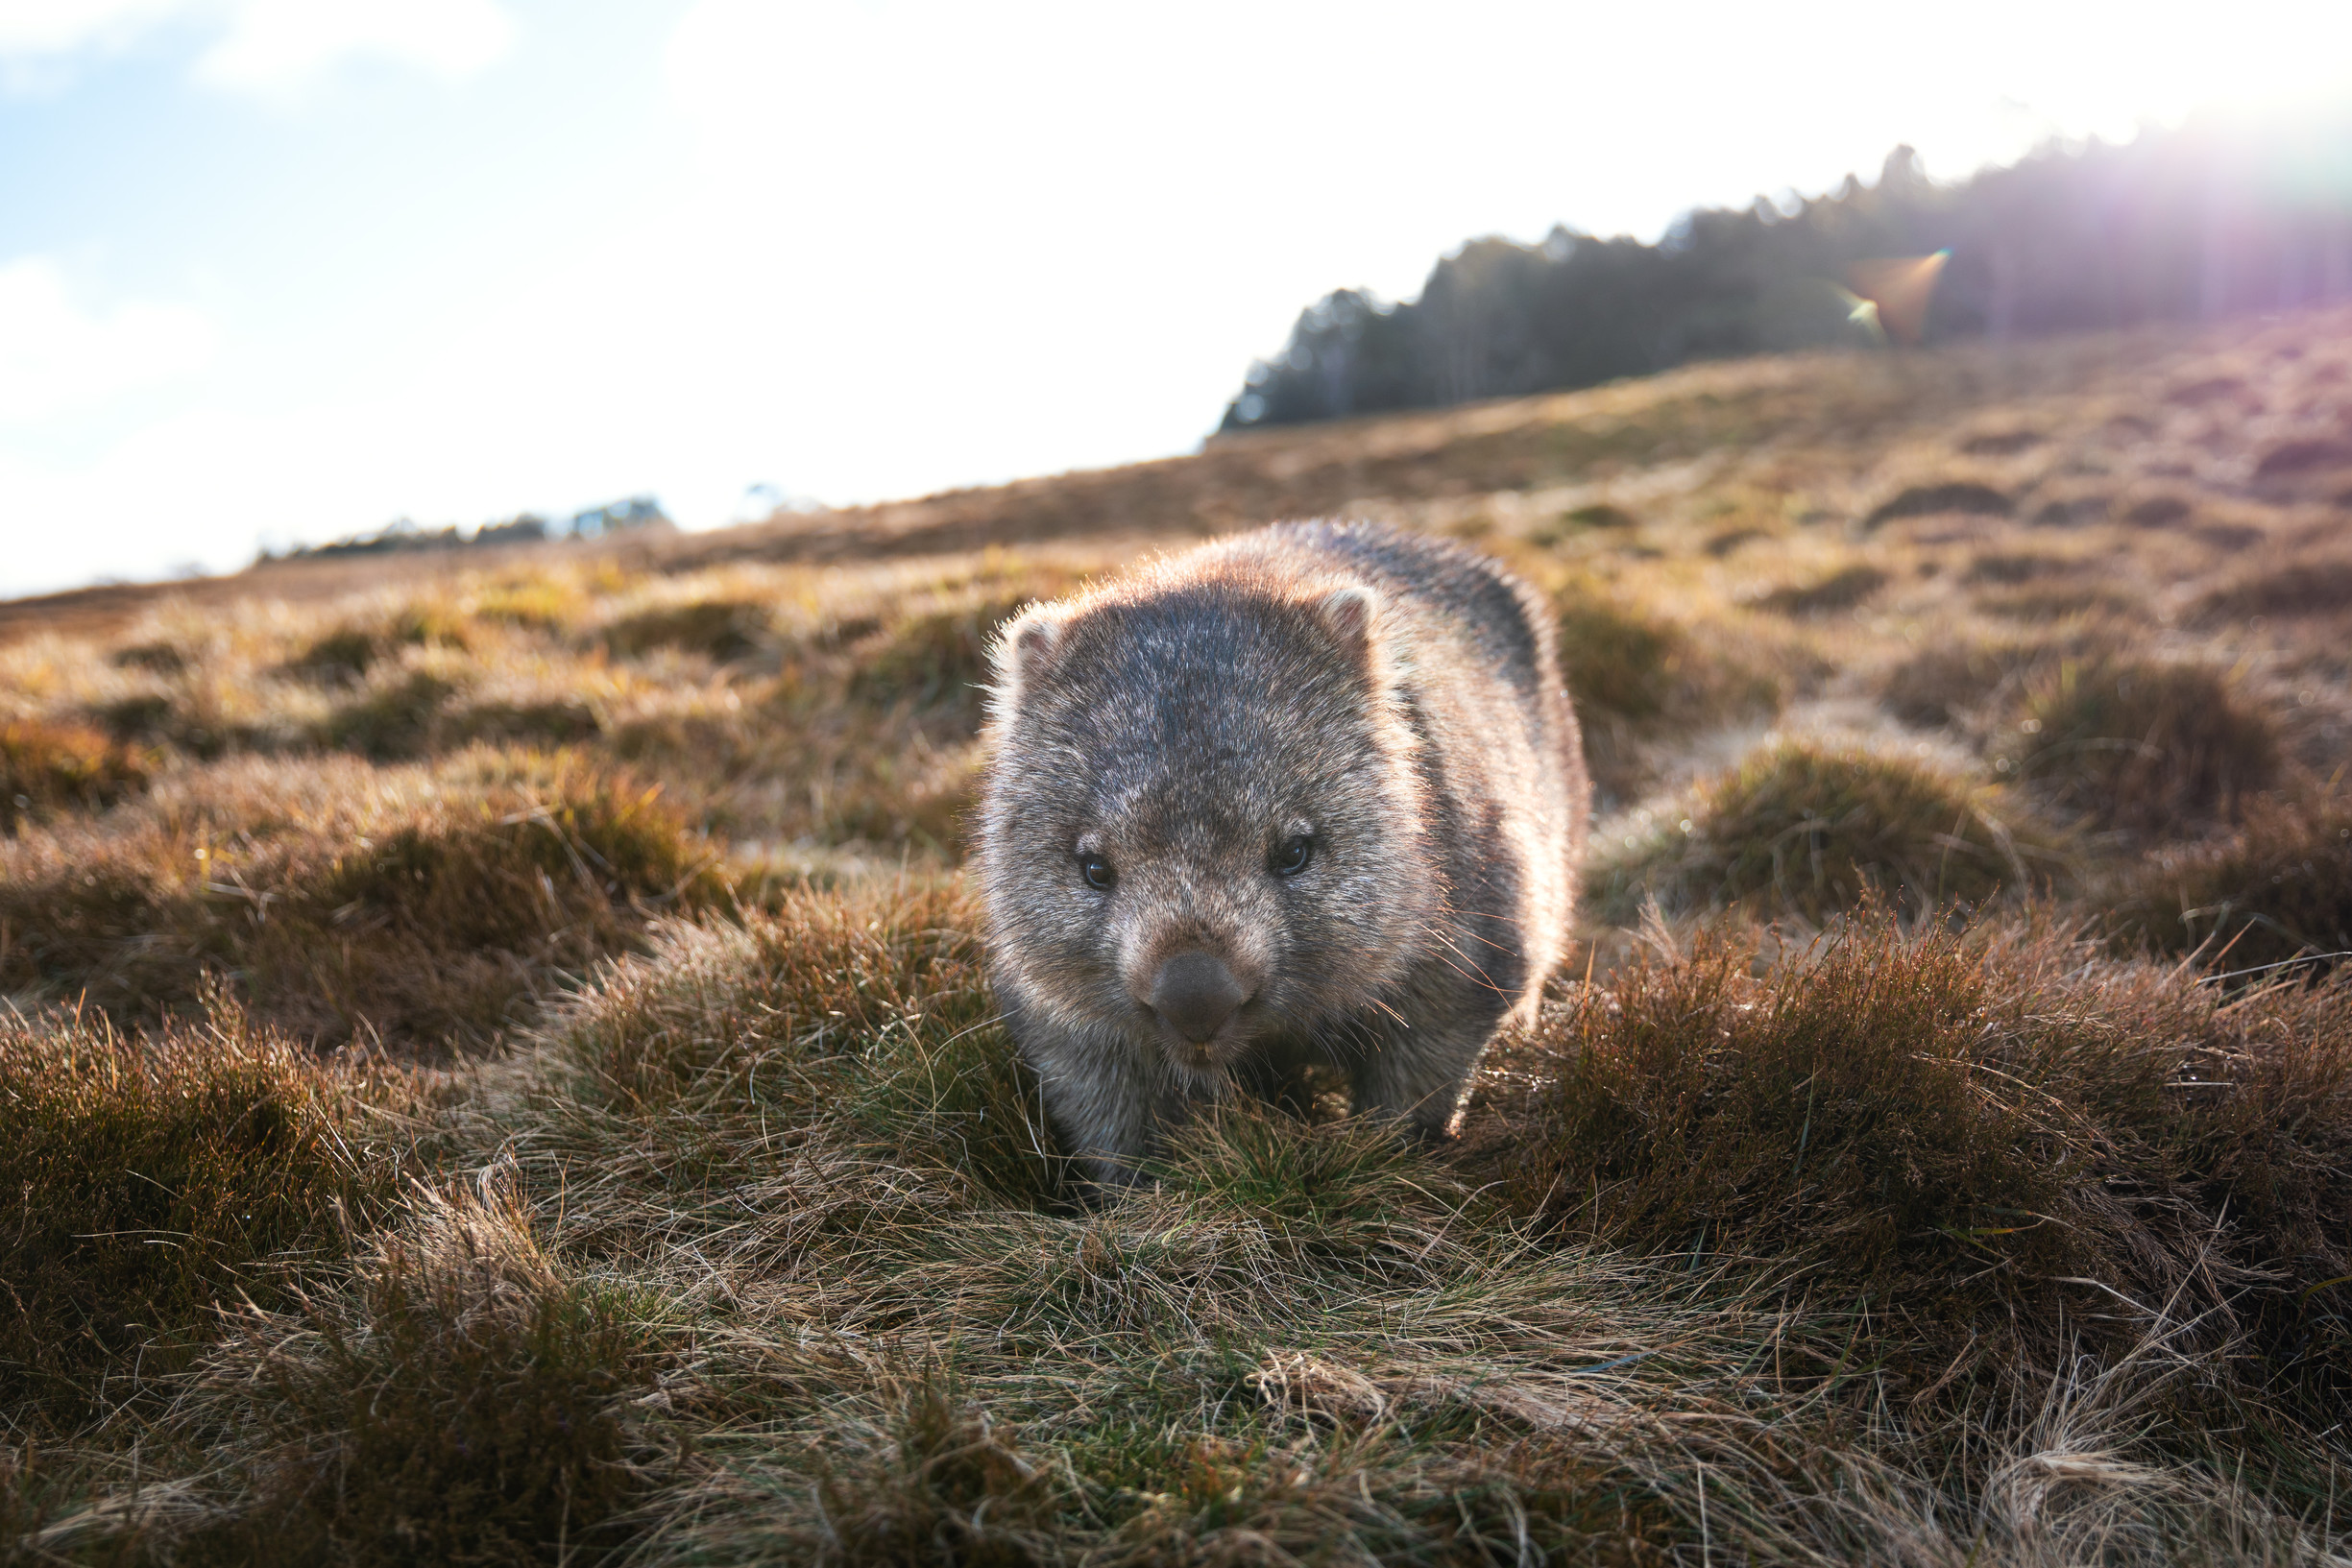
[
  {"left": 0, "top": 257, "right": 217, "bottom": 423},
  {"left": 194, "top": 0, "right": 515, "bottom": 92},
  {"left": 0, "top": 0, "right": 515, "bottom": 90},
  {"left": 0, "top": 0, "right": 182, "bottom": 55}
]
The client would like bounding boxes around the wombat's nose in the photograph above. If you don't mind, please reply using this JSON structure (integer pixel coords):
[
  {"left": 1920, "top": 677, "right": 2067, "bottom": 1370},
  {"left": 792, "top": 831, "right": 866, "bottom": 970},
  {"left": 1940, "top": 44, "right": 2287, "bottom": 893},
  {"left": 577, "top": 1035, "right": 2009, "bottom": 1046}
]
[{"left": 1149, "top": 951, "right": 1249, "bottom": 1043}]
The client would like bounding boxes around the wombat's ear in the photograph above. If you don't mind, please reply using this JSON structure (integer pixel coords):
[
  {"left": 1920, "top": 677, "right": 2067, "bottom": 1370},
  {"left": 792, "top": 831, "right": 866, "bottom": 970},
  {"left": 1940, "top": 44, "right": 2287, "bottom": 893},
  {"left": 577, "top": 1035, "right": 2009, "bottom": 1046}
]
[
  {"left": 987, "top": 606, "right": 1063, "bottom": 715},
  {"left": 1313, "top": 584, "right": 1381, "bottom": 660}
]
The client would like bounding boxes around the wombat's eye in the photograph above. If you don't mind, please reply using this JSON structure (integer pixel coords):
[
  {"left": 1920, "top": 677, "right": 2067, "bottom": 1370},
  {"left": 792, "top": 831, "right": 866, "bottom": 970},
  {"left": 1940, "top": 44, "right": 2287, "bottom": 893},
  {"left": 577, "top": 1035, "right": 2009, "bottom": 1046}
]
[
  {"left": 1078, "top": 854, "right": 1117, "bottom": 891},
  {"left": 1271, "top": 834, "right": 1314, "bottom": 878}
]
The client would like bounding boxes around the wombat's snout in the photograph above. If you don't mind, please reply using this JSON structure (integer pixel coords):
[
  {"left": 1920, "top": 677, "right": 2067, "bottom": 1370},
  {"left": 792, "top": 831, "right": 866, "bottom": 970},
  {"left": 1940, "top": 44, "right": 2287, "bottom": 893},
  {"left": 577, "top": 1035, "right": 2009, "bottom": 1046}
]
[{"left": 1146, "top": 951, "right": 1250, "bottom": 1044}]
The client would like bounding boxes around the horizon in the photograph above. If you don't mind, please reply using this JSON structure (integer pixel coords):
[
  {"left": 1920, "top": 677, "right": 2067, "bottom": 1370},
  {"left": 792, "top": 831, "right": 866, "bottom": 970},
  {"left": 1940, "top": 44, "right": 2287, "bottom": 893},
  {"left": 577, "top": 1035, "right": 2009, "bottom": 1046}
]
[{"left": 6, "top": 0, "right": 2351, "bottom": 597}]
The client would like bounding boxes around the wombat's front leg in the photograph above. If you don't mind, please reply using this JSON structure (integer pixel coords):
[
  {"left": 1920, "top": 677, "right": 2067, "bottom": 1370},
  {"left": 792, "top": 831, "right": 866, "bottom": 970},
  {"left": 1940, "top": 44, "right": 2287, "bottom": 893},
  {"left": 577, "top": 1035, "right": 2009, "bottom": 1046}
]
[
  {"left": 1021, "top": 1022, "right": 1195, "bottom": 1192},
  {"left": 1347, "top": 1025, "right": 1486, "bottom": 1142}
]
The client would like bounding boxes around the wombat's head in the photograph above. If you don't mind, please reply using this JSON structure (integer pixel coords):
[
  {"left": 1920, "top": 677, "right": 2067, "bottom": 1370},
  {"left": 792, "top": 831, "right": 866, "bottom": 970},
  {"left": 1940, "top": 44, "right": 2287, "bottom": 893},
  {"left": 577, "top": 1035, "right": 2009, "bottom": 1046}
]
[{"left": 976, "top": 568, "right": 1441, "bottom": 1083}]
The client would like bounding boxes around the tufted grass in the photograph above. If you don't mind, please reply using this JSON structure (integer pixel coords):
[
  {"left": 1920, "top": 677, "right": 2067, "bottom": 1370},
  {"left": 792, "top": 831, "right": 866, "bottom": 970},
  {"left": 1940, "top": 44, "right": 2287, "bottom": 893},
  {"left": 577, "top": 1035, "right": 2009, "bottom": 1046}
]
[
  {"left": 0, "top": 1006, "right": 413, "bottom": 1427},
  {"left": 1589, "top": 740, "right": 2057, "bottom": 924},
  {"left": 0, "top": 758, "right": 724, "bottom": 1050},
  {"left": 8, "top": 311, "right": 2352, "bottom": 1564},
  {"left": 0, "top": 716, "right": 150, "bottom": 833},
  {"left": 2108, "top": 791, "right": 2352, "bottom": 974},
  {"left": 2012, "top": 656, "right": 2283, "bottom": 834}
]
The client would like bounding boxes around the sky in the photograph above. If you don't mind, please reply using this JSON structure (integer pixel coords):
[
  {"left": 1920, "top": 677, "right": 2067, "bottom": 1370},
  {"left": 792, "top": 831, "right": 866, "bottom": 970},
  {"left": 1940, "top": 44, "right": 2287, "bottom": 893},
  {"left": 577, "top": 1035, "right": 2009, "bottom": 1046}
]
[{"left": 4, "top": 1, "right": 2351, "bottom": 596}]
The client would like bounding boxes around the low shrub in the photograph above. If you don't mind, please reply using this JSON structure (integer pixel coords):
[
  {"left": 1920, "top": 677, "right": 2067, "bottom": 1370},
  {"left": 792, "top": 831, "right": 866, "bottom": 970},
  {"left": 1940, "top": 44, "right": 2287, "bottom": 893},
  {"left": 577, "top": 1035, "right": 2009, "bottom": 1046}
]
[
  {"left": 2013, "top": 657, "right": 2281, "bottom": 833},
  {"left": 0, "top": 1010, "right": 405, "bottom": 1425},
  {"left": 2110, "top": 794, "right": 2352, "bottom": 974},
  {"left": 1590, "top": 741, "right": 2049, "bottom": 924},
  {"left": 0, "top": 717, "right": 150, "bottom": 832}
]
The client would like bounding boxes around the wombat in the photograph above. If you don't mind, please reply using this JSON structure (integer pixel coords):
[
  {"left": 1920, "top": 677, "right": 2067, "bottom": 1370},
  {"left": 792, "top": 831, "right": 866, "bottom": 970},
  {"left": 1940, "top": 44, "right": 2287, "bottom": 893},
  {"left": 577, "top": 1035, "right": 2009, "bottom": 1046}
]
[{"left": 976, "top": 519, "right": 1588, "bottom": 1188}]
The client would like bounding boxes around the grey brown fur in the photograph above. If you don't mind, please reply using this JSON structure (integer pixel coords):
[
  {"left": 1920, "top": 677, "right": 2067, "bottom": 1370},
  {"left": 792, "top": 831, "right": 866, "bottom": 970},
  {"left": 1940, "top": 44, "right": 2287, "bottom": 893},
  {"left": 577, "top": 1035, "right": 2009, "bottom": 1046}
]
[{"left": 976, "top": 519, "right": 1590, "bottom": 1188}]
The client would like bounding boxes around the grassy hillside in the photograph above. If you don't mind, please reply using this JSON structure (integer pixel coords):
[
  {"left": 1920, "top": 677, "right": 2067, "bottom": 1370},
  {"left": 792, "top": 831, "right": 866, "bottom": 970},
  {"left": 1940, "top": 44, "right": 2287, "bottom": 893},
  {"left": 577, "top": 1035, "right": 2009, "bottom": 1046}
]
[{"left": 5, "top": 310, "right": 2352, "bottom": 1564}]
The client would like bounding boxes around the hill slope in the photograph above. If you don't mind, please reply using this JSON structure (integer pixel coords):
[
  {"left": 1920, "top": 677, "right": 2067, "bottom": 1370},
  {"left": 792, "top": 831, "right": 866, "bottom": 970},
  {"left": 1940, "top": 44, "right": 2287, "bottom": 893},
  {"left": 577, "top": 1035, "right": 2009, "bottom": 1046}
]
[{"left": 5, "top": 311, "right": 2351, "bottom": 1564}]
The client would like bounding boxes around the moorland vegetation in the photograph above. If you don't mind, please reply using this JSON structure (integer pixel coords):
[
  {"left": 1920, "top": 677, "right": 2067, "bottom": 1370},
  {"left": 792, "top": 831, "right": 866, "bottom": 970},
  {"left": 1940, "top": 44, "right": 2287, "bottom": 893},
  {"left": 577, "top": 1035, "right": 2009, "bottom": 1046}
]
[{"left": 4, "top": 305, "right": 2352, "bottom": 1564}]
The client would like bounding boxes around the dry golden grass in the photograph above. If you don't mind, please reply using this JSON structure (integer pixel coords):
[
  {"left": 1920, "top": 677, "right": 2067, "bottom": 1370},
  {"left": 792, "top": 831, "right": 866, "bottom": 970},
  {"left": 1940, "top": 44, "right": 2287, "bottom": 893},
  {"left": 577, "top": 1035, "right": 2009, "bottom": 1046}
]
[{"left": 6, "top": 306, "right": 2352, "bottom": 1564}]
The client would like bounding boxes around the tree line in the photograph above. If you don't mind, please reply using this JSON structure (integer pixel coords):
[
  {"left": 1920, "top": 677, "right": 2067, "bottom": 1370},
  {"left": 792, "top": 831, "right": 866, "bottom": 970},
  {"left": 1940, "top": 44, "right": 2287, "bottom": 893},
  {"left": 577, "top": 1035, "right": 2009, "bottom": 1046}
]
[{"left": 1220, "top": 117, "right": 2352, "bottom": 431}]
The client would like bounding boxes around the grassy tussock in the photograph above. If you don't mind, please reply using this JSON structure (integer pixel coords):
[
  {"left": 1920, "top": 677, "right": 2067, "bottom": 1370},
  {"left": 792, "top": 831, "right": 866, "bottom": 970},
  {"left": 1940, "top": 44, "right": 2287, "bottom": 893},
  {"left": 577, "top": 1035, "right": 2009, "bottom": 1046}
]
[
  {"left": 1880, "top": 638, "right": 2033, "bottom": 729},
  {"left": 1863, "top": 479, "right": 2011, "bottom": 528},
  {"left": 0, "top": 1007, "right": 409, "bottom": 1425},
  {"left": 2201, "top": 555, "right": 2352, "bottom": 622},
  {"left": 1591, "top": 741, "right": 2052, "bottom": 923},
  {"left": 602, "top": 596, "right": 774, "bottom": 663},
  {"left": 1465, "top": 918, "right": 2352, "bottom": 1419},
  {"left": 847, "top": 593, "right": 1032, "bottom": 717},
  {"left": 0, "top": 716, "right": 149, "bottom": 832},
  {"left": 19, "top": 882, "right": 2352, "bottom": 1564},
  {"left": 152, "top": 1187, "right": 658, "bottom": 1567},
  {"left": 2110, "top": 793, "right": 2352, "bottom": 972},
  {"left": 2013, "top": 656, "right": 2282, "bottom": 833},
  {"left": 1754, "top": 563, "right": 1888, "bottom": 616},
  {"left": 1552, "top": 582, "right": 1787, "bottom": 803},
  {"left": 520, "top": 885, "right": 1060, "bottom": 1268},
  {"left": 285, "top": 606, "right": 470, "bottom": 685},
  {"left": 0, "top": 758, "right": 722, "bottom": 1049}
]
